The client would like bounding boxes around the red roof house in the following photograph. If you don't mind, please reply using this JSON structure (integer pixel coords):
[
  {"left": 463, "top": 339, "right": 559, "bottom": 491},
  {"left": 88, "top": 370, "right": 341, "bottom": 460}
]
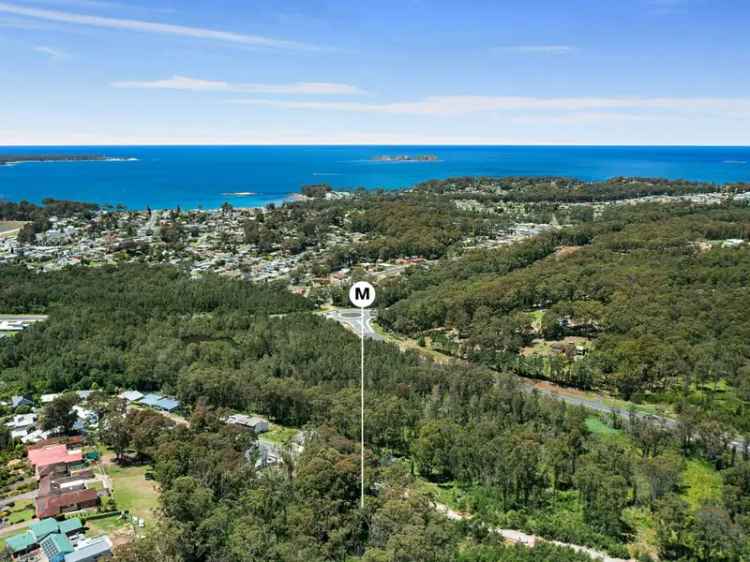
[
  {"left": 27, "top": 445, "right": 83, "bottom": 477},
  {"left": 35, "top": 488, "right": 99, "bottom": 519}
]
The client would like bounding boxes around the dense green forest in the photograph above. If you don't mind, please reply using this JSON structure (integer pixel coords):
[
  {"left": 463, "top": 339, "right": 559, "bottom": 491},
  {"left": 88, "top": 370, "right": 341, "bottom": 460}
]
[
  {"left": 244, "top": 190, "right": 511, "bottom": 266},
  {"left": 1, "top": 264, "right": 749, "bottom": 560},
  {"left": 377, "top": 202, "right": 750, "bottom": 436},
  {"left": 413, "top": 176, "right": 750, "bottom": 202}
]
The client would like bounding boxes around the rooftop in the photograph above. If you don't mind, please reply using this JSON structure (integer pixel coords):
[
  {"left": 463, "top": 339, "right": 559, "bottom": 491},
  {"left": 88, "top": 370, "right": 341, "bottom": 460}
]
[
  {"left": 36, "top": 488, "right": 99, "bottom": 519},
  {"left": 40, "top": 532, "right": 75, "bottom": 559},
  {"left": 30, "top": 517, "right": 60, "bottom": 540},
  {"left": 5, "top": 531, "right": 36, "bottom": 553},
  {"left": 28, "top": 444, "right": 83, "bottom": 469},
  {"left": 139, "top": 393, "right": 163, "bottom": 407},
  {"left": 65, "top": 535, "right": 113, "bottom": 562}
]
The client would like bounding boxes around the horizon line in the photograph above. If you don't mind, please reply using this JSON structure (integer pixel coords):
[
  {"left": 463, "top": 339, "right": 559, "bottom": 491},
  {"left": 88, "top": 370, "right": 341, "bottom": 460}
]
[{"left": 1, "top": 143, "right": 750, "bottom": 148}]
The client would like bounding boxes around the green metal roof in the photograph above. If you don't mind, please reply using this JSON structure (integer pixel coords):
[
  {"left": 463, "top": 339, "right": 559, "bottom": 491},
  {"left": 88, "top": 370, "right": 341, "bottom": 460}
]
[
  {"left": 40, "top": 532, "right": 74, "bottom": 558},
  {"left": 30, "top": 517, "right": 59, "bottom": 540},
  {"left": 5, "top": 531, "right": 36, "bottom": 553},
  {"left": 59, "top": 518, "right": 83, "bottom": 534}
]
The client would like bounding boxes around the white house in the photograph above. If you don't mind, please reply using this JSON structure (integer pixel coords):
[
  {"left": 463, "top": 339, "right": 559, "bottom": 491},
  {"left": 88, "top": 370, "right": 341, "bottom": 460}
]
[
  {"left": 118, "top": 390, "right": 144, "bottom": 403},
  {"left": 225, "top": 414, "right": 269, "bottom": 434}
]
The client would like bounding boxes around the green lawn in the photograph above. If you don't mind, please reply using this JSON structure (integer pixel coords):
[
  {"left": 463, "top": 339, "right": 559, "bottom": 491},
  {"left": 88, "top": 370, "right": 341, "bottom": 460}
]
[
  {"left": 7, "top": 507, "right": 34, "bottom": 524},
  {"left": 86, "top": 513, "right": 128, "bottom": 535},
  {"left": 105, "top": 462, "right": 160, "bottom": 523},
  {"left": 6, "top": 499, "right": 34, "bottom": 524}
]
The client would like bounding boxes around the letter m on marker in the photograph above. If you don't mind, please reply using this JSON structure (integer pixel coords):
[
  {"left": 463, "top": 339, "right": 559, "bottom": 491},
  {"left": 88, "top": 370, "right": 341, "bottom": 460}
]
[{"left": 355, "top": 286, "right": 370, "bottom": 301}]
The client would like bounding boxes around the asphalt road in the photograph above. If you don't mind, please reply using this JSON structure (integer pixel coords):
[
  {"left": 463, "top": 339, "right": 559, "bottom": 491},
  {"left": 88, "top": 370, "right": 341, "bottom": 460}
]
[{"left": 323, "top": 308, "right": 383, "bottom": 341}]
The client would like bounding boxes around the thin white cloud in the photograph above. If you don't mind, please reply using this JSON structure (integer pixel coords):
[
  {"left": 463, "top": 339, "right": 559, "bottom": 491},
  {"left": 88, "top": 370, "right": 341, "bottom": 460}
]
[
  {"left": 34, "top": 45, "right": 68, "bottom": 59},
  {"left": 228, "top": 95, "right": 750, "bottom": 117},
  {"left": 112, "top": 75, "right": 364, "bottom": 95},
  {"left": 493, "top": 45, "right": 578, "bottom": 54},
  {"left": 0, "top": 1, "right": 321, "bottom": 50}
]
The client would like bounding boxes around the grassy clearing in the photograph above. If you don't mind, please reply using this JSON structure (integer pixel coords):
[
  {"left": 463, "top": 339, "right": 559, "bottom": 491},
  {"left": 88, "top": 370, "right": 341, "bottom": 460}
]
[
  {"left": 414, "top": 477, "right": 467, "bottom": 512},
  {"left": 262, "top": 424, "right": 299, "bottom": 446},
  {"left": 585, "top": 416, "right": 621, "bottom": 436},
  {"left": 681, "top": 459, "right": 723, "bottom": 511},
  {"left": 86, "top": 513, "right": 128, "bottom": 535},
  {"left": 105, "top": 462, "right": 159, "bottom": 523}
]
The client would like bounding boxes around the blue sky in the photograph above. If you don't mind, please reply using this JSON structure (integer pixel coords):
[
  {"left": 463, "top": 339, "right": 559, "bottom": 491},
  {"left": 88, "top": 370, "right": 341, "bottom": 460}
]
[{"left": 1, "top": 0, "right": 749, "bottom": 145}]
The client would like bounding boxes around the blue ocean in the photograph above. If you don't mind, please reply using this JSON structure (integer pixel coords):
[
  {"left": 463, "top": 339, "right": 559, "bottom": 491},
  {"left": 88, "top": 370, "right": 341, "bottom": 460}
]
[{"left": 1, "top": 146, "right": 749, "bottom": 210}]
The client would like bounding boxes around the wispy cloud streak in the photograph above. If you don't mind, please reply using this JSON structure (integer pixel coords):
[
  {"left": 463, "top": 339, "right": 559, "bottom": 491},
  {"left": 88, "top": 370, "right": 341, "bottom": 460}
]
[
  {"left": 112, "top": 75, "right": 364, "bottom": 95},
  {"left": 0, "top": 1, "right": 320, "bottom": 50}
]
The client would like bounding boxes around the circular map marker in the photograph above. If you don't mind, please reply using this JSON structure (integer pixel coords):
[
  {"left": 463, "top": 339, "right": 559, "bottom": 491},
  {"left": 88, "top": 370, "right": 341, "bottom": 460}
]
[{"left": 349, "top": 281, "right": 376, "bottom": 308}]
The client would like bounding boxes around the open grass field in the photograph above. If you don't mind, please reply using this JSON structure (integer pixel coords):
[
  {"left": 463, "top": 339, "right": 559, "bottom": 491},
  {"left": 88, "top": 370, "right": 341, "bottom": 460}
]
[
  {"left": 86, "top": 513, "right": 129, "bottom": 536},
  {"left": 108, "top": 463, "right": 159, "bottom": 521},
  {"left": 101, "top": 455, "right": 159, "bottom": 524}
]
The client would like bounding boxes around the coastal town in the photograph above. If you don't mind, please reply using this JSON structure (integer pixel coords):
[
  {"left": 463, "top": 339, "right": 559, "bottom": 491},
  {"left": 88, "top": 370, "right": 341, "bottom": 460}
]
[{"left": 0, "top": 191, "right": 557, "bottom": 295}]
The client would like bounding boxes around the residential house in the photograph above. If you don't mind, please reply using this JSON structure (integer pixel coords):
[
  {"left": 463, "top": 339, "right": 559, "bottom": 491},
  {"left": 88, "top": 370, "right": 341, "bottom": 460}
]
[
  {"left": 36, "top": 488, "right": 99, "bottom": 519},
  {"left": 11, "top": 395, "right": 33, "bottom": 409},
  {"left": 117, "top": 390, "right": 143, "bottom": 403},
  {"left": 139, "top": 394, "right": 180, "bottom": 412},
  {"left": 28, "top": 444, "right": 84, "bottom": 478},
  {"left": 138, "top": 394, "right": 163, "bottom": 408},
  {"left": 154, "top": 397, "right": 180, "bottom": 412},
  {"left": 225, "top": 414, "right": 269, "bottom": 434},
  {"left": 4, "top": 518, "right": 84, "bottom": 558},
  {"left": 64, "top": 535, "right": 113, "bottom": 562},
  {"left": 6, "top": 412, "right": 37, "bottom": 441},
  {"left": 40, "top": 532, "right": 75, "bottom": 561}
]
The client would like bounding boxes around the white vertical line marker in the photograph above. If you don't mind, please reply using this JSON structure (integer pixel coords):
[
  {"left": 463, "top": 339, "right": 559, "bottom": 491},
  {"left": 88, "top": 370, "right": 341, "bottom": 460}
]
[
  {"left": 360, "top": 305, "right": 365, "bottom": 509},
  {"left": 348, "top": 281, "right": 375, "bottom": 511}
]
